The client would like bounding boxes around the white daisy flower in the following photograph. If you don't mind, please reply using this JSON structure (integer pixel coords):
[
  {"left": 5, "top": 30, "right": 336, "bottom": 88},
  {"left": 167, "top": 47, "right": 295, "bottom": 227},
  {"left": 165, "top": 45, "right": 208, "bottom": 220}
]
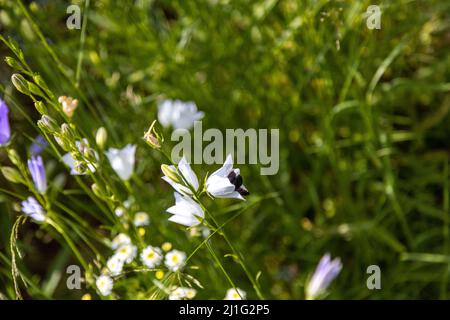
[
  {"left": 157, "top": 99, "right": 204, "bottom": 130},
  {"left": 162, "top": 156, "right": 199, "bottom": 196},
  {"left": 140, "top": 245, "right": 163, "bottom": 268},
  {"left": 225, "top": 288, "right": 246, "bottom": 300},
  {"left": 133, "top": 212, "right": 150, "bottom": 227},
  {"left": 166, "top": 192, "right": 204, "bottom": 227},
  {"left": 205, "top": 154, "right": 249, "bottom": 200},
  {"left": 105, "top": 144, "right": 136, "bottom": 181},
  {"left": 111, "top": 233, "right": 131, "bottom": 250},
  {"left": 106, "top": 254, "right": 124, "bottom": 276},
  {"left": 168, "top": 287, "right": 197, "bottom": 300},
  {"left": 96, "top": 275, "right": 113, "bottom": 296},
  {"left": 115, "top": 243, "right": 137, "bottom": 264},
  {"left": 164, "top": 249, "right": 186, "bottom": 272}
]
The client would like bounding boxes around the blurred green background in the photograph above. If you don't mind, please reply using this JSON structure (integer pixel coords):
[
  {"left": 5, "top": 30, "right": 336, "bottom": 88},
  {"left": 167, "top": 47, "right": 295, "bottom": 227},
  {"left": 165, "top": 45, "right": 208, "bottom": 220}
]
[{"left": 1, "top": 0, "right": 450, "bottom": 299}]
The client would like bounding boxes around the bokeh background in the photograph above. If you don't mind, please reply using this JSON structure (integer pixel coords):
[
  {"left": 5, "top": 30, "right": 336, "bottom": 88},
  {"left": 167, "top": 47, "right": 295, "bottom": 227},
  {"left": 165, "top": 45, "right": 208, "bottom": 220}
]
[{"left": 1, "top": 0, "right": 450, "bottom": 299}]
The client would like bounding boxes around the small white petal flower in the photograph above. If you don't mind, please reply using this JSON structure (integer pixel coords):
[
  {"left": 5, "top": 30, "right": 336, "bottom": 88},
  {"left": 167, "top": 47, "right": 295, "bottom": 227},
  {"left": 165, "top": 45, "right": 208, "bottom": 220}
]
[
  {"left": 162, "top": 156, "right": 199, "bottom": 196},
  {"left": 115, "top": 243, "right": 137, "bottom": 264},
  {"left": 106, "top": 254, "right": 124, "bottom": 276},
  {"left": 114, "top": 206, "right": 125, "bottom": 217},
  {"left": 123, "top": 198, "right": 132, "bottom": 209},
  {"left": 168, "top": 287, "right": 197, "bottom": 300},
  {"left": 96, "top": 275, "right": 113, "bottom": 296},
  {"left": 140, "top": 246, "right": 163, "bottom": 268},
  {"left": 111, "top": 233, "right": 131, "bottom": 250},
  {"left": 133, "top": 212, "right": 150, "bottom": 227},
  {"left": 206, "top": 154, "right": 248, "bottom": 200},
  {"left": 105, "top": 144, "right": 136, "bottom": 181},
  {"left": 188, "top": 225, "right": 211, "bottom": 238},
  {"left": 164, "top": 249, "right": 186, "bottom": 272},
  {"left": 166, "top": 192, "right": 204, "bottom": 227},
  {"left": 157, "top": 99, "right": 204, "bottom": 130},
  {"left": 225, "top": 288, "right": 246, "bottom": 300}
]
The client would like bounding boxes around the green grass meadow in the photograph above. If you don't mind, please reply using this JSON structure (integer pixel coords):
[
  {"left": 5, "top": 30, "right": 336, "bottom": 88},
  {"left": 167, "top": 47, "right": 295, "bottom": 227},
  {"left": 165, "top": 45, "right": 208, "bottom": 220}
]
[{"left": 1, "top": 0, "right": 450, "bottom": 299}]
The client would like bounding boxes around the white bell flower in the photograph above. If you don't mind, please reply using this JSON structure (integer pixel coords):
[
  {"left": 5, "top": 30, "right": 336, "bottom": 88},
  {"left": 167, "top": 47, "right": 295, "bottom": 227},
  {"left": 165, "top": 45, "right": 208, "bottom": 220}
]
[
  {"left": 206, "top": 154, "right": 248, "bottom": 200},
  {"left": 105, "top": 144, "right": 136, "bottom": 181}
]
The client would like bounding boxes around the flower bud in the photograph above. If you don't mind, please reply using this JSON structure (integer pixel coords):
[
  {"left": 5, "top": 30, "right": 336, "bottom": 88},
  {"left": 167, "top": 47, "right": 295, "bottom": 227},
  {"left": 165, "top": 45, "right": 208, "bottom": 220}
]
[
  {"left": 83, "top": 148, "right": 97, "bottom": 161},
  {"left": 74, "top": 161, "right": 87, "bottom": 174},
  {"left": 38, "top": 115, "right": 59, "bottom": 133},
  {"left": 91, "top": 183, "right": 105, "bottom": 198},
  {"left": 1, "top": 166, "right": 23, "bottom": 184},
  {"left": 7, "top": 149, "right": 21, "bottom": 167},
  {"left": 53, "top": 133, "right": 71, "bottom": 151},
  {"left": 33, "top": 74, "right": 51, "bottom": 94},
  {"left": 143, "top": 120, "right": 163, "bottom": 149},
  {"left": 34, "top": 101, "right": 47, "bottom": 114},
  {"left": 95, "top": 127, "right": 107, "bottom": 150},
  {"left": 60, "top": 123, "right": 75, "bottom": 140},
  {"left": 4, "top": 57, "right": 22, "bottom": 70},
  {"left": 161, "top": 164, "right": 182, "bottom": 184},
  {"left": 144, "top": 130, "right": 160, "bottom": 149},
  {"left": 11, "top": 73, "right": 30, "bottom": 95},
  {"left": 27, "top": 82, "right": 45, "bottom": 97}
]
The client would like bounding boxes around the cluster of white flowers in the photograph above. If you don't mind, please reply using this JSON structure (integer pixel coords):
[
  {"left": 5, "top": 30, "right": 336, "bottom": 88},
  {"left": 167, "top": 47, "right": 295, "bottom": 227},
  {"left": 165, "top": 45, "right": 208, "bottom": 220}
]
[
  {"left": 161, "top": 154, "right": 248, "bottom": 228},
  {"left": 96, "top": 232, "right": 187, "bottom": 297},
  {"left": 21, "top": 97, "right": 259, "bottom": 300},
  {"left": 168, "top": 286, "right": 197, "bottom": 300}
]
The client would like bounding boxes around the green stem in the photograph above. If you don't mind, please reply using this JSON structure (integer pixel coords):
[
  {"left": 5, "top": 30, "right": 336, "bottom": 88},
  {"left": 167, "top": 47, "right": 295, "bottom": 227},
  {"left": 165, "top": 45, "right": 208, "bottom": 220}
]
[
  {"left": 205, "top": 241, "right": 243, "bottom": 299},
  {"left": 75, "top": 0, "right": 90, "bottom": 87}
]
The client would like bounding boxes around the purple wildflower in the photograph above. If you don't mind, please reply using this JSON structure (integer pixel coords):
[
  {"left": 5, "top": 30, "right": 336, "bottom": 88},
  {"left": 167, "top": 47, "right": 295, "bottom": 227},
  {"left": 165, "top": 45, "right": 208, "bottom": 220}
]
[
  {"left": 21, "top": 196, "right": 46, "bottom": 222},
  {"left": 30, "top": 135, "right": 49, "bottom": 156},
  {"left": 27, "top": 155, "right": 47, "bottom": 194},
  {"left": 306, "top": 253, "right": 342, "bottom": 300},
  {"left": 0, "top": 98, "right": 11, "bottom": 145}
]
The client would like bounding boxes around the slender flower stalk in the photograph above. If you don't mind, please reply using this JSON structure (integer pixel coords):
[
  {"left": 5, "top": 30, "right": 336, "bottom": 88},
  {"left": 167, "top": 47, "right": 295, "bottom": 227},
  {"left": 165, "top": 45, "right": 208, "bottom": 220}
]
[{"left": 27, "top": 155, "right": 47, "bottom": 194}]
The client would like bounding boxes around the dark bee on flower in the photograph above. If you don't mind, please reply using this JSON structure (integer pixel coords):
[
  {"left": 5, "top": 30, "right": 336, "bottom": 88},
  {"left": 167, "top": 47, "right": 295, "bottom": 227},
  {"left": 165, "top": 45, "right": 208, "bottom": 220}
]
[{"left": 227, "top": 170, "right": 249, "bottom": 196}]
